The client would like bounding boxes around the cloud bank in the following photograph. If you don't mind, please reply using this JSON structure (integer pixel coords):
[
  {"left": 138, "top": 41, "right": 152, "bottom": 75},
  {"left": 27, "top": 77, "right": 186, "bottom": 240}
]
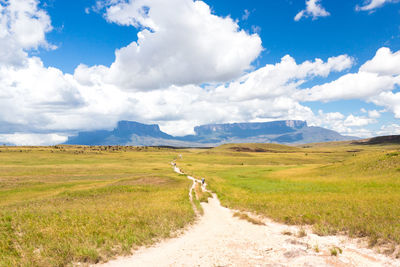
[{"left": 0, "top": 0, "right": 399, "bottom": 145}]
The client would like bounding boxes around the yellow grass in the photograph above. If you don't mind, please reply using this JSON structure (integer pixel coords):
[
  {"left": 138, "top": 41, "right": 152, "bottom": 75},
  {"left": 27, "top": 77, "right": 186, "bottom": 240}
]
[
  {"left": 194, "top": 182, "right": 212, "bottom": 203},
  {"left": 0, "top": 146, "right": 195, "bottom": 266},
  {"left": 2, "top": 141, "right": 400, "bottom": 265},
  {"left": 178, "top": 142, "right": 400, "bottom": 248}
]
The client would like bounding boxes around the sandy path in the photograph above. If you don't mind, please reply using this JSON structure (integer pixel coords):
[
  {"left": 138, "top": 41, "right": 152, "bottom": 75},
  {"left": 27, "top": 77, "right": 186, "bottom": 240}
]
[{"left": 96, "top": 165, "right": 400, "bottom": 267}]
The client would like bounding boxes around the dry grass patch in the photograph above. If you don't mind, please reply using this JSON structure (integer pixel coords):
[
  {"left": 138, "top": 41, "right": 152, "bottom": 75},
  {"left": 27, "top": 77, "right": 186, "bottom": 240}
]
[
  {"left": 233, "top": 212, "right": 265, "bottom": 225},
  {"left": 194, "top": 182, "right": 212, "bottom": 203}
]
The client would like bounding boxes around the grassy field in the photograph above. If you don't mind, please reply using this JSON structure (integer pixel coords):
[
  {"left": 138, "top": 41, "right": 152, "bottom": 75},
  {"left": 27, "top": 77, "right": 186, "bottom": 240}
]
[
  {"left": 178, "top": 142, "right": 400, "bottom": 252},
  {"left": 2, "top": 141, "right": 400, "bottom": 265},
  {"left": 0, "top": 146, "right": 194, "bottom": 266}
]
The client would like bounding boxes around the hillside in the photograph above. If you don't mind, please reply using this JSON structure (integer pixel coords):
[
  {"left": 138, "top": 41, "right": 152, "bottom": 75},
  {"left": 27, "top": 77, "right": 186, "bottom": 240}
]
[{"left": 353, "top": 135, "right": 400, "bottom": 145}]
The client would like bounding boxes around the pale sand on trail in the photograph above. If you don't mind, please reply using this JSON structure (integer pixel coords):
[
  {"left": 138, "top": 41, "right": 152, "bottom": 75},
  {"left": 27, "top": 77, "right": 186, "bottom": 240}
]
[{"left": 95, "top": 164, "right": 400, "bottom": 267}]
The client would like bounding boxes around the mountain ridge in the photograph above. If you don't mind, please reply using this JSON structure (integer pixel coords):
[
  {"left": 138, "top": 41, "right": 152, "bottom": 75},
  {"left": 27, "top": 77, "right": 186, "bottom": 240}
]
[{"left": 64, "top": 120, "right": 356, "bottom": 146}]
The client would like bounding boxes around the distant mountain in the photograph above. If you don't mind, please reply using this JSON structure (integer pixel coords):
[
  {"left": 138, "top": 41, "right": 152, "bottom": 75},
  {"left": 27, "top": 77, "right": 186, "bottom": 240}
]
[
  {"left": 65, "top": 121, "right": 173, "bottom": 146},
  {"left": 64, "top": 120, "right": 355, "bottom": 146}
]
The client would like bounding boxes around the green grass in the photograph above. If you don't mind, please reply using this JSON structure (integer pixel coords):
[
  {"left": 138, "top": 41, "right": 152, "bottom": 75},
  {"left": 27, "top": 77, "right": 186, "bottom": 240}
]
[
  {"left": 0, "top": 146, "right": 195, "bottom": 266},
  {"left": 178, "top": 142, "right": 400, "bottom": 246}
]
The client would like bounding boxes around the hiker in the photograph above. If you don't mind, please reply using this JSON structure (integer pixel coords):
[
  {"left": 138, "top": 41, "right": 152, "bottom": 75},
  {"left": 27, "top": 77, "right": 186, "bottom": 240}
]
[{"left": 201, "top": 178, "right": 205, "bottom": 185}]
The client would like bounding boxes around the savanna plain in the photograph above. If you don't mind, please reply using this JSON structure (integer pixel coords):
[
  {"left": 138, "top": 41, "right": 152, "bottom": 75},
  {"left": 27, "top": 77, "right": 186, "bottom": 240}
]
[{"left": 1, "top": 141, "right": 400, "bottom": 266}]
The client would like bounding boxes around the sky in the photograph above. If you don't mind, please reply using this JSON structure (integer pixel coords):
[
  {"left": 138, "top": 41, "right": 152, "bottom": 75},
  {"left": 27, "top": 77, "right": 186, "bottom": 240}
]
[{"left": 1, "top": 0, "right": 400, "bottom": 145}]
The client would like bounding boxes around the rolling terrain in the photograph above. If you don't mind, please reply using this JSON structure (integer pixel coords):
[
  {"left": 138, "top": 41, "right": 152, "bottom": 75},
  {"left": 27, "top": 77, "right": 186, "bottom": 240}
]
[{"left": 1, "top": 137, "right": 400, "bottom": 266}]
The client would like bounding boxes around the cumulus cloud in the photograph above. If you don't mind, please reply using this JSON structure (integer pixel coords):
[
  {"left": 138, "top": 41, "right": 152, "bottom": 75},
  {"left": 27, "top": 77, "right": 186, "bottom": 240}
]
[
  {"left": 294, "top": 0, "right": 330, "bottom": 21},
  {"left": 296, "top": 72, "right": 397, "bottom": 102},
  {"left": 360, "top": 47, "right": 400, "bottom": 76},
  {"left": 0, "top": 133, "right": 67, "bottom": 146},
  {"left": 344, "top": 114, "right": 376, "bottom": 127},
  {"left": 88, "top": 0, "right": 263, "bottom": 90},
  {"left": 356, "top": 0, "right": 399, "bottom": 11},
  {"left": 297, "top": 48, "right": 400, "bottom": 102},
  {"left": 309, "top": 111, "right": 376, "bottom": 138},
  {"left": 293, "top": 47, "right": 400, "bottom": 137},
  {"left": 0, "top": 0, "right": 54, "bottom": 66},
  {"left": 213, "top": 54, "right": 353, "bottom": 102},
  {"left": 377, "top": 124, "right": 400, "bottom": 135},
  {"left": 370, "top": 91, "right": 400, "bottom": 118},
  {"left": 295, "top": 48, "right": 400, "bottom": 131},
  {"left": 368, "top": 109, "right": 381, "bottom": 118},
  {"left": 0, "top": 57, "right": 85, "bottom": 132}
]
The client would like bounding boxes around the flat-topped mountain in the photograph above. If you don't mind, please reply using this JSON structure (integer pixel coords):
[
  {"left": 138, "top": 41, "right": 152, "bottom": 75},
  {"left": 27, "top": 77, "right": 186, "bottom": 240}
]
[
  {"left": 64, "top": 120, "right": 355, "bottom": 146},
  {"left": 65, "top": 121, "right": 173, "bottom": 146},
  {"left": 114, "top": 121, "right": 173, "bottom": 139},
  {"left": 193, "top": 121, "right": 307, "bottom": 138}
]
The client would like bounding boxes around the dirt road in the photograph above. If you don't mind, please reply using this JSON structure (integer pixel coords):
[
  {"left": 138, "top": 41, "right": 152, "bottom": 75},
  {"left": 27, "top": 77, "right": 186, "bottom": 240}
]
[{"left": 96, "top": 165, "right": 400, "bottom": 267}]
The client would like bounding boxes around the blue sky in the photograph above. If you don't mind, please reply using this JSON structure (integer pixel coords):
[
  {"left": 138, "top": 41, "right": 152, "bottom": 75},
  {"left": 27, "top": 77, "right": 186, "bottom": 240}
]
[
  {"left": 1, "top": 0, "right": 400, "bottom": 145},
  {"left": 40, "top": 0, "right": 400, "bottom": 73}
]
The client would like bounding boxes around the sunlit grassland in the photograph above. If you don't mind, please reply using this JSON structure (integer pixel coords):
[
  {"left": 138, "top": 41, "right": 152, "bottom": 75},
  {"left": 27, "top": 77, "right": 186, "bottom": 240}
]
[
  {"left": 194, "top": 182, "right": 212, "bottom": 203},
  {"left": 0, "top": 146, "right": 194, "bottom": 266},
  {"left": 178, "top": 143, "right": 400, "bottom": 248}
]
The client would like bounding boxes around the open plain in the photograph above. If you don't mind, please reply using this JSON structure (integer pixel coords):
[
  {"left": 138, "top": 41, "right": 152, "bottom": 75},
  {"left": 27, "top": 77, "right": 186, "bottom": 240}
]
[{"left": 1, "top": 141, "right": 400, "bottom": 266}]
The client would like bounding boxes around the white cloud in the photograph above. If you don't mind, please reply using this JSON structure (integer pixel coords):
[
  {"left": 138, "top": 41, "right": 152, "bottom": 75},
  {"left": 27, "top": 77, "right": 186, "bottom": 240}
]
[
  {"left": 0, "top": 133, "right": 67, "bottom": 146},
  {"left": 296, "top": 48, "right": 400, "bottom": 102},
  {"left": 214, "top": 54, "right": 353, "bottom": 102},
  {"left": 89, "top": 0, "right": 263, "bottom": 90},
  {"left": 360, "top": 47, "right": 400, "bottom": 76},
  {"left": 370, "top": 91, "right": 400, "bottom": 118},
  {"left": 242, "top": 9, "right": 250, "bottom": 20},
  {"left": 296, "top": 72, "right": 397, "bottom": 102},
  {"left": 344, "top": 114, "right": 376, "bottom": 127},
  {"left": 377, "top": 124, "right": 400, "bottom": 135},
  {"left": 311, "top": 110, "right": 346, "bottom": 132},
  {"left": 309, "top": 111, "right": 375, "bottom": 138},
  {"left": 0, "top": 57, "right": 85, "bottom": 131},
  {"left": 0, "top": 0, "right": 54, "bottom": 66},
  {"left": 356, "top": 0, "right": 399, "bottom": 11},
  {"left": 341, "top": 128, "right": 373, "bottom": 138},
  {"left": 368, "top": 109, "right": 381, "bottom": 118},
  {"left": 294, "top": 0, "right": 330, "bottom": 21},
  {"left": 251, "top": 25, "right": 261, "bottom": 34}
]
